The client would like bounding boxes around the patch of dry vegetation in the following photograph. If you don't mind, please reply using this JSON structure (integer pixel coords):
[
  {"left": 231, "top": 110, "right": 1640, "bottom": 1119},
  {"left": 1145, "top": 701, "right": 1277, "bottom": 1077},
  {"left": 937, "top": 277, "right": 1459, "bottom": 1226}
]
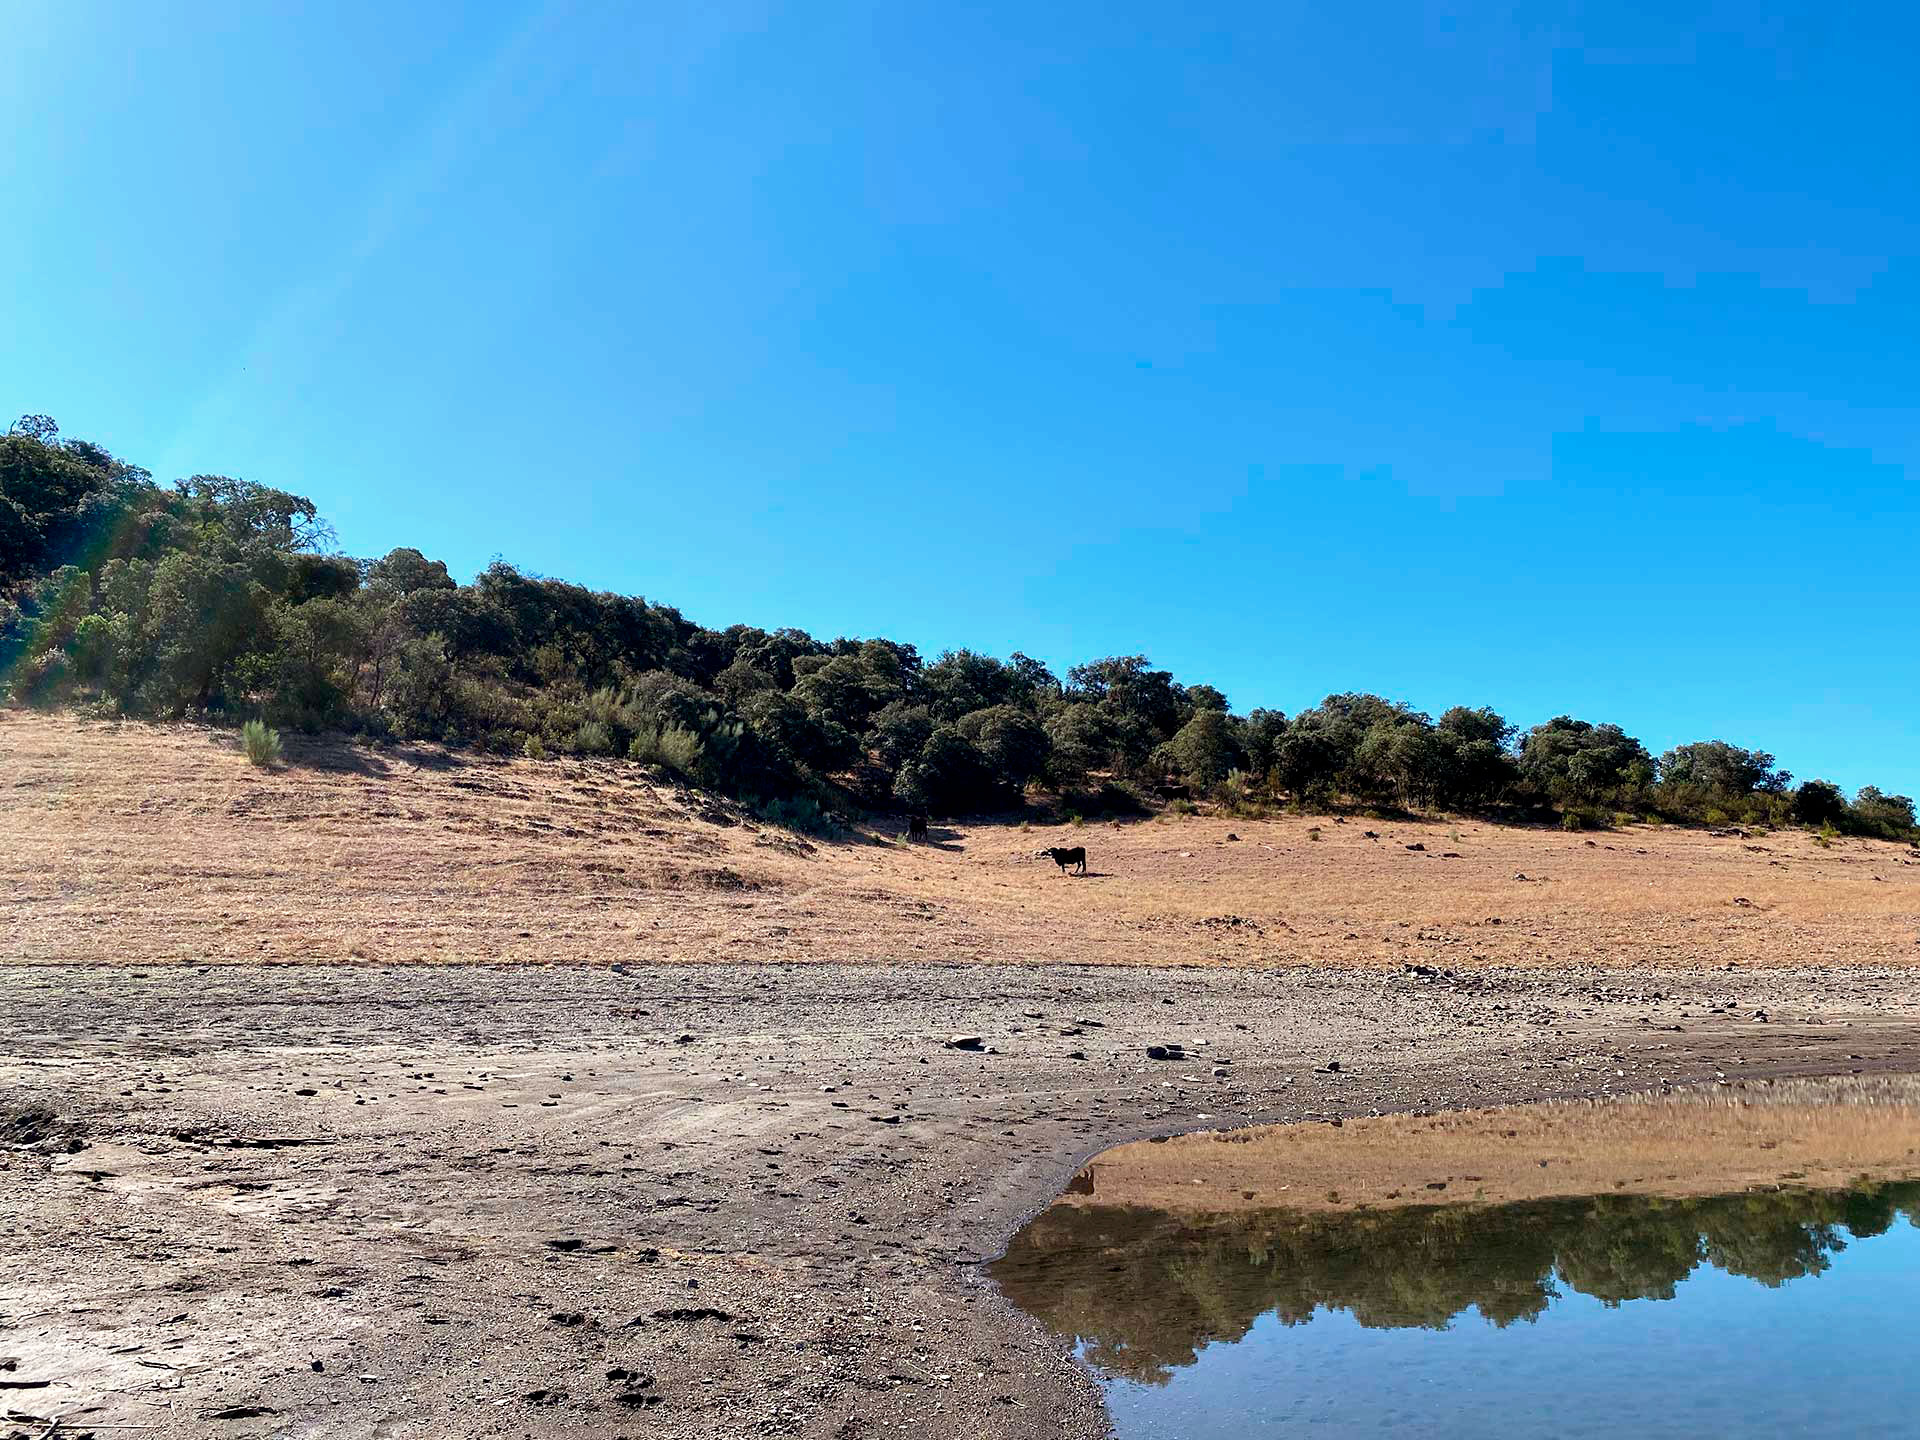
[{"left": 3, "top": 710, "right": 1917, "bottom": 968}]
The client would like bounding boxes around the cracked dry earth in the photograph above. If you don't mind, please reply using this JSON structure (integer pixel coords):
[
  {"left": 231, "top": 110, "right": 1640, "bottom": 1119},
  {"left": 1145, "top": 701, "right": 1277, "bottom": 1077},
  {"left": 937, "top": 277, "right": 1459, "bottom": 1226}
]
[{"left": 8, "top": 963, "right": 1920, "bottom": 1438}]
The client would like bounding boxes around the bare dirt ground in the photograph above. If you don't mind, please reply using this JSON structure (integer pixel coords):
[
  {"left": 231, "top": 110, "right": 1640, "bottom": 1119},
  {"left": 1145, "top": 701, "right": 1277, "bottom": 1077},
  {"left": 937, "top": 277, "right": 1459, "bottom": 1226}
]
[
  {"left": 5, "top": 710, "right": 1919, "bottom": 970},
  {"left": 6, "top": 712, "right": 1920, "bottom": 1438}
]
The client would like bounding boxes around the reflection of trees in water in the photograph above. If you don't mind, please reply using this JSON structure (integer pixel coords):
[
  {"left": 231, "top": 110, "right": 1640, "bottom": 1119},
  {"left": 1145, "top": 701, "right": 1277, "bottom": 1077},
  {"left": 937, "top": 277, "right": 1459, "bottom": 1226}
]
[{"left": 990, "top": 1182, "right": 1920, "bottom": 1386}]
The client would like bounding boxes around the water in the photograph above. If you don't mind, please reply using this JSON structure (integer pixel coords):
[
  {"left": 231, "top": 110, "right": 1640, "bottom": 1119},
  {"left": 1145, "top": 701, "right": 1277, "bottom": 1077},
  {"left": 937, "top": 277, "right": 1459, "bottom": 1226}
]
[{"left": 994, "top": 1167, "right": 1920, "bottom": 1437}]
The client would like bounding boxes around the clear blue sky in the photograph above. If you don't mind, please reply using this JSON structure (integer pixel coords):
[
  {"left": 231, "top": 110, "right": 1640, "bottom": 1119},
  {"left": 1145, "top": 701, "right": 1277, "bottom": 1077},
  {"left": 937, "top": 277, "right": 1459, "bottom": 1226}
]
[{"left": 4, "top": 2, "right": 1915, "bottom": 796}]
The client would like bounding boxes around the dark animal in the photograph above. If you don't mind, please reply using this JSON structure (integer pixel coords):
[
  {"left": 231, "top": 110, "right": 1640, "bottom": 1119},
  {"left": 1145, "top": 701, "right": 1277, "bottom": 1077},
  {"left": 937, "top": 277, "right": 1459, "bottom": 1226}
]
[
  {"left": 907, "top": 814, "right": 928, "bottom": 841},
  {"left": 1039, "top": 845, "right": 1087, "bottom": 875}
]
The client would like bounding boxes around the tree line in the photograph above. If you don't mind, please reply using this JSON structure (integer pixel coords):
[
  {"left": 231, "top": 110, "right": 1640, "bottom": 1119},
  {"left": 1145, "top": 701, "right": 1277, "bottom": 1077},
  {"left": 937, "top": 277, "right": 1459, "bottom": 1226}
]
[
  {"left": 3, "top": 414, "right": 1914, "bottom": 840},
  {"left": 993, "top": 1181, "right": 1920, "bottom": 1383}
]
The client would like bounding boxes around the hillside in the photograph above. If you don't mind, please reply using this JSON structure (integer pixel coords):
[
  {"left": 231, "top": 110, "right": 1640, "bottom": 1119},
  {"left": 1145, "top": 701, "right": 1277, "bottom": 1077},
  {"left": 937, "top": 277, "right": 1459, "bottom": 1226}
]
[{"left": 5, "top": 709, "right": 1917, "bottom": 969}]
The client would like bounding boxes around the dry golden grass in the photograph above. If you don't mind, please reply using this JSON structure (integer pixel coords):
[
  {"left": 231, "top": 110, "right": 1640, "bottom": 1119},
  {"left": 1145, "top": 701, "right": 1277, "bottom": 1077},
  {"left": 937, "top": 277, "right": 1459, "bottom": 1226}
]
[
  {"left": 1057, "top": 1079, "right": 1920, "bottom": 1213},
  {"left": 3, "top": 708, "right": 1917, "bottom": 967}
]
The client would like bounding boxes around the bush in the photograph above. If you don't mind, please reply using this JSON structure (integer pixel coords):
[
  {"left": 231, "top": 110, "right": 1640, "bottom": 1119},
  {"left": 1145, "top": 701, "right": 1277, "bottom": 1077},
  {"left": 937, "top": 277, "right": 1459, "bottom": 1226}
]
[
  {"left": 630, "top": 723, "right": 702, "bottom": 776},
  {"left": 572, "top": 719, "right": 615, "bottom": 756},
  {"left": 523, "top": 734, "right": 547, "bottom": 760},
  {"left": 241, "top": 718, "right": 282, "bottom": 767},
  {"left": 752, "top": 794, "right": 841, "bottom": 837},
  {"left": 10, "top": 648, "right": 74, "bottom": 707},
  {"left": 1847, "top": 786, "right": 1917, "bottom": 841}
]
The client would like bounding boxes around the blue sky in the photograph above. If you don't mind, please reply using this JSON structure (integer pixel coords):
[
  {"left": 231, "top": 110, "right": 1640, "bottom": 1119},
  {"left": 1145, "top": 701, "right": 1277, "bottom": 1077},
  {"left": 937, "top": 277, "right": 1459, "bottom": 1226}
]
[{"left": 4, "top": 2, "right": 1915, "bottom": 795}]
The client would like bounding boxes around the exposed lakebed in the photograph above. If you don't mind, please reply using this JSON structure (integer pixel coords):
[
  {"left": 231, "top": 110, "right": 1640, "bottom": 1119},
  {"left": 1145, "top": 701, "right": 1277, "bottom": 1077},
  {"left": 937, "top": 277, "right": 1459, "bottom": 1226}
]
[{"left": 992, "top": 1080, "right": 1920, "bottom": 1438}]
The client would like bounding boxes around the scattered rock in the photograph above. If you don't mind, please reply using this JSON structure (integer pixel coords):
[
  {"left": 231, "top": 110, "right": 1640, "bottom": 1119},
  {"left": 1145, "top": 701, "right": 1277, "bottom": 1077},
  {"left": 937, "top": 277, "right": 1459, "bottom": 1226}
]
[
  {"left": 1145, "top": 1044, "right": 1186, "bottom": 1061},
  {"left": 0, "top": 1106, "right": 59, "bottom": 1146},
  {"left": 1405, "top": 842, "right": 1425, "bottom": 852},
  {"left": 943, "top": 1035, "right": 985, "bottom": 1051}
]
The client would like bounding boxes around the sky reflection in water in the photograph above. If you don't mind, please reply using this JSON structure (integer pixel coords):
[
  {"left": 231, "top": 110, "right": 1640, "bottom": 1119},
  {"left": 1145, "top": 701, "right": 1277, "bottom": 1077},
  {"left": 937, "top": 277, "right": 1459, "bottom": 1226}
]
[{"left": 993, "top": 1180, "right": 1920, "bottom": 1438}]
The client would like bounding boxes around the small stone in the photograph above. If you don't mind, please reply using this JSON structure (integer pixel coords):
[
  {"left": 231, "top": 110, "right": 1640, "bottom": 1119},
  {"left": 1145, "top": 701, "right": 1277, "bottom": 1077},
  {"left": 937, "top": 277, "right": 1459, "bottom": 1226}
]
[{"left": 943, "top": 1035, "right": 985, "bottom": 1051}]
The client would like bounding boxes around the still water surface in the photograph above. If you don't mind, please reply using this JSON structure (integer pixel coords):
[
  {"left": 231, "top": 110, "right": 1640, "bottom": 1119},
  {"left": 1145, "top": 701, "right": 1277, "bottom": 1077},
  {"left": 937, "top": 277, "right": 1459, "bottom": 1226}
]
[{"left": 993, "top": 1176, "right": 1920, "bottom": 1437}]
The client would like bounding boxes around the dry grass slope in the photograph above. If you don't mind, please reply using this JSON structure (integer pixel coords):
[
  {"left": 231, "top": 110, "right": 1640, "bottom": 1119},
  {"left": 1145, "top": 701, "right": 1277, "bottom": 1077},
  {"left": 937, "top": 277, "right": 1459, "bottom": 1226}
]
[{"left": 4, "top": 709, "right": 1917, "bottom": 968}]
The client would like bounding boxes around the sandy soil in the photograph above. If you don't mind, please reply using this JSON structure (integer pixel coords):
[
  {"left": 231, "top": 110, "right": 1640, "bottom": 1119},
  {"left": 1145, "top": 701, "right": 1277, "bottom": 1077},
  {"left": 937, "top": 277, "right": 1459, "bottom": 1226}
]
[
  {"left": 1056, "top": 1079, "right": 1920, "bottom": 1215},
  {"left": 4, "top": 711, "right": 1918, "bottom": 969},
  {"left": 9, "top": 964, "right": 1920, "bottom": 1438}
]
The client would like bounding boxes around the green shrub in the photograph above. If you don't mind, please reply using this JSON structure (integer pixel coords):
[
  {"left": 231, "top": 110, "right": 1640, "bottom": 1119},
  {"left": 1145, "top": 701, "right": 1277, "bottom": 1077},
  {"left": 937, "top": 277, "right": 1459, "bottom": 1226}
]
[
  {"left": 1307, "top": 825, "right": 1322, "bottom": 841},
  {"left": 752, "top": 793, "right": 841, "bottom": 837},
  {"left": 572, "top": 719, "right": 615, "bottom": 756},
  {"left": 241, "top": 718, "right": 282, "bottom": 767},
  {"left": 523, "top": 734, "right": 547, "bottom": 760},
  {"left": 630, "top": 723, "right": 703, "bottom": 775}
]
